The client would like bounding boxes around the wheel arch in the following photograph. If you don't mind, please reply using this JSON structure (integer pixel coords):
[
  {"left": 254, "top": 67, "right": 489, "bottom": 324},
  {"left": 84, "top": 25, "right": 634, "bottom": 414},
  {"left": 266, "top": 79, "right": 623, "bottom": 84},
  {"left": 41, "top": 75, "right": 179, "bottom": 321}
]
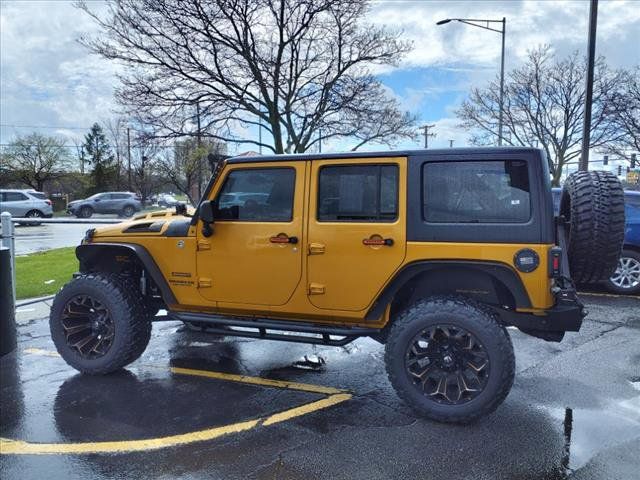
[
  {"left": 76, "top": 243, "right": 177, "bottom": 306},
  {"left": 365, "top": 261, "right": 532, "bottom": 322}
]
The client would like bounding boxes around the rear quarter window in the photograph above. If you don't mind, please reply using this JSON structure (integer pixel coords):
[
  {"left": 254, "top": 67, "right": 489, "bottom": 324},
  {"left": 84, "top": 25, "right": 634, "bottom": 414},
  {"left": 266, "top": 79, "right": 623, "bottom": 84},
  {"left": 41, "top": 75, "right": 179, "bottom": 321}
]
[{"left": 423, "top": 160, "right": 531, "bottom": 223}]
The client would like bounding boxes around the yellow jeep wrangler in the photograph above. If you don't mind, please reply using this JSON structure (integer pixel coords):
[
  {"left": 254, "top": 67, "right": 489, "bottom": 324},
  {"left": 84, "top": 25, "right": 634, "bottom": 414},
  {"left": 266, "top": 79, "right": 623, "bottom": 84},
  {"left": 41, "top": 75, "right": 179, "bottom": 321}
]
[{"left": 50, "top": 148, "right": 625, "bottom": 423}]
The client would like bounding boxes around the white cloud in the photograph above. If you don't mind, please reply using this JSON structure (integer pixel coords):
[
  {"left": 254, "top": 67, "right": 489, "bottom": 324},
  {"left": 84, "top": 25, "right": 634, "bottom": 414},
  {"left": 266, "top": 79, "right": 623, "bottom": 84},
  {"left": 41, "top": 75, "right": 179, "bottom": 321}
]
[{"left": 368, "top": 0, "right": 640, "bottom": 71}]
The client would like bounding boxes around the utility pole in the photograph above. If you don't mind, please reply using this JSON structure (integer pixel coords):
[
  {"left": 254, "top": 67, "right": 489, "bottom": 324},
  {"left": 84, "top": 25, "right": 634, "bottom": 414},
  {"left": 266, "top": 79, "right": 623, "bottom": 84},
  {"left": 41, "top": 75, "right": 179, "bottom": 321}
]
[
  {"left": 449, "top": 140, "right": 454, "bottom": 148},
  {"left": 580, "top": 0, "right": 598, "bottom": 171},
  {"left": 421, "top": 124, "right": 436, "bottom": 148},
  {"left": 196, "top": 101, "right": 202, "bottom": 200},
  {"left": 258, "top": 113, "right": 263, "bottom": 154},
  {"left": 498, "top": 17, "right": 506, "bottom": 146},
  {"left": 318, "top": 129, "right": 322, "bottom": 153},
  {"left": 127, "top": 127, "right": 132, "bottom": 191}
]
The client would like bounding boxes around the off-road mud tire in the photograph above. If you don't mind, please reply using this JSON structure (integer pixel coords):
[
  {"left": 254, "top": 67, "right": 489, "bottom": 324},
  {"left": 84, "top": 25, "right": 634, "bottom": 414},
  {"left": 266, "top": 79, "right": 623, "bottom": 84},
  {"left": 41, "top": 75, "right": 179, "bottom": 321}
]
[
  {"left": 50, "top": 273, "right": 152, "bottom": 374},
  {"left": 560, "top": 170, "right": 625, "bottom": 283},
  {"left": 385, "top": 296, "right": 515, "bottom": 423}
]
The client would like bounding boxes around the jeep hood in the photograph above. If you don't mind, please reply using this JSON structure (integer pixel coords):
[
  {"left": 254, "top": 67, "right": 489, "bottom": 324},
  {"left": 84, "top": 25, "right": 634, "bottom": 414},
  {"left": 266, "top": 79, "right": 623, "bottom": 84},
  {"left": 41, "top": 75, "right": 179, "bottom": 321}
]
[{"left": 89, "top": 209, "right": 194, "bottom": 238}]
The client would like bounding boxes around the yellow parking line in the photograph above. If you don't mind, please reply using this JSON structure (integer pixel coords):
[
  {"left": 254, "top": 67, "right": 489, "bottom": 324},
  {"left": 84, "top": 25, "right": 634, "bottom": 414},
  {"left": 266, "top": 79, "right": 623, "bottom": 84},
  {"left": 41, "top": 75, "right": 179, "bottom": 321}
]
[
  {"left": 262, "top": 393, "right": 351, "bottom": 426},
  {"left": 23, "top": 348, "right": 60, "bottom": 357},
  {"left": 171, "top": 366, "right": 345, "bottom": 395},
  {"left": 2, "top": 362, "right": 351, "bottom": 455},
  {"left": 0, "top": 419, "right": 260, "bottom": 455}
]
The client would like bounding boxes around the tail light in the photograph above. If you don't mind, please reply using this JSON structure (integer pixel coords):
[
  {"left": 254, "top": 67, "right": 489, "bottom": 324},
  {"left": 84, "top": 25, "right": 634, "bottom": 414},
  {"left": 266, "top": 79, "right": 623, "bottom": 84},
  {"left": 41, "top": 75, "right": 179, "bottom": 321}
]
[
  {"left": 549, "top": 247, "right": 562, "bottom": 278},
  {"left": 45, "top": 199, "right": 52, "bottom": 206}
]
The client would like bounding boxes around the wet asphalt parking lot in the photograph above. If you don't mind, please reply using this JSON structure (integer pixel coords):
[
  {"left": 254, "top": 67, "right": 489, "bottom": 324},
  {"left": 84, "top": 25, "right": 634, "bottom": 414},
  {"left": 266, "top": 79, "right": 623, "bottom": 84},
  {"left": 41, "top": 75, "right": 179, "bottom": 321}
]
[{"left": 1, "top": 293, "right": 639, "bottom": 480}]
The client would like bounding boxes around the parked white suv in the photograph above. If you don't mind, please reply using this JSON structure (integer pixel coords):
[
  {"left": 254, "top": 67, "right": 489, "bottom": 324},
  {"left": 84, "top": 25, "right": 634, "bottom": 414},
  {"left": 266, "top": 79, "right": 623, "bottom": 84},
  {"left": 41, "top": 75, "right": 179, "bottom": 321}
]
[{"left": 0, "top": 189, "right": 54, "bottom": 225}]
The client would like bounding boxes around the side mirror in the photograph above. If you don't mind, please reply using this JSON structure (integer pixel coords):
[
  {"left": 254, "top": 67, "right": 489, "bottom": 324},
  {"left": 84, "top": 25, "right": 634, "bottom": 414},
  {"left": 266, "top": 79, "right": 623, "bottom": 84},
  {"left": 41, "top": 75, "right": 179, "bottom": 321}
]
[{"left": 199, "top": 201, "right": 214, "bottom": 237}]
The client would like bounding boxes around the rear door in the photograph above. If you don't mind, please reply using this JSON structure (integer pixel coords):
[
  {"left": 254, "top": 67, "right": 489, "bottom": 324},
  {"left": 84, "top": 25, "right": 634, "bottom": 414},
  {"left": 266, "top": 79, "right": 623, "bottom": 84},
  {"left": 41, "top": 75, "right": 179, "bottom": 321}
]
[{"left": 306, "top": 157, "right": 407, "bottom": 312}]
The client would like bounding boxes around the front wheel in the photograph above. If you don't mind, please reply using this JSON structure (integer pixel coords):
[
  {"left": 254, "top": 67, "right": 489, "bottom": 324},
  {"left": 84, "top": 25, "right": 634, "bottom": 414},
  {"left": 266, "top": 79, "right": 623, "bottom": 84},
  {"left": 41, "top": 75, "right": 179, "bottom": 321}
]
[
  {"left": 79, "top": 206, "right": 93, "bottom": 219},
  {"left": 606, "top": 249, "right": 640, "bottom": 295},
  {"left": 21, "top": 209, "right": 43, "bottom": 226},
  {"left": 385, "top": 297, "right": 515, "bottom": 423},
  {"left": 50, "top": 273, "right": 152, "bottom": 374}
]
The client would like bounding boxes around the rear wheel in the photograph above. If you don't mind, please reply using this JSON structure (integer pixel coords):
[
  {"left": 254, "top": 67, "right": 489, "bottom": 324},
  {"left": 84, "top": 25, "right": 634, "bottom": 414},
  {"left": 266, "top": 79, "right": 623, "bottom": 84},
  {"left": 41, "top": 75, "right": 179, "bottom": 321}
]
[
  {"left": 560, "top": 171, "right": 625, "bottom": 283},
  {"left": 606, "top": 249, "right": 640, "bottom": 295},
  {"left": 50, "top": 273, "right": 152, "bottom": 374},
  {"left": 22, "top": 209, "right": 43, "bottom": 226},
  {"left": 385, "top": 297, "right": 515, "bottom": 423},
  {"left": 122, "top": 205, "right": 135, "bottom": 217}
]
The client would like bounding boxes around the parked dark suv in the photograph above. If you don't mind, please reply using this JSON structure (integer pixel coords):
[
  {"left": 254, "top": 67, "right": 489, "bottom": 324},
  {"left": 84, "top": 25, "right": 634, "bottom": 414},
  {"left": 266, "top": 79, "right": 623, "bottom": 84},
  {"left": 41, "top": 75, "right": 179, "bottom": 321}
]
[{"left": 67, "top": 192, "right": 142, "bottom": 218}]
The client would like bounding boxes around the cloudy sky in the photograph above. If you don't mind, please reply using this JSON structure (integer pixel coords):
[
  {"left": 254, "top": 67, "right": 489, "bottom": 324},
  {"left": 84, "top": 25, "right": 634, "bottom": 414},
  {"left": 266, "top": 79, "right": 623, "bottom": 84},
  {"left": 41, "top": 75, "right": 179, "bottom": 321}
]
[{"left": 1, "top": 0, "right": 639, "bottom": 154}]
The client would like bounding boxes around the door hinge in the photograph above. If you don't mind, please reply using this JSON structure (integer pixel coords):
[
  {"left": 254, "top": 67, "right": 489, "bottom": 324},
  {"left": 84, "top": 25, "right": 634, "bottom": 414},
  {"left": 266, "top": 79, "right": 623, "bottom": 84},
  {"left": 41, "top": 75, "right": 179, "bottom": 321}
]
[
  {"left": 308, "top": 283, "right": 325, "bottom": 295},
  {"left": 197, "top": 240, "right": 211, "bottom": 251},
  {"left": 198, "top": 278, "right": 212, "bottom": 288},
  {"left": 308, "top": 243, "right": 325, "bottom": 255}
]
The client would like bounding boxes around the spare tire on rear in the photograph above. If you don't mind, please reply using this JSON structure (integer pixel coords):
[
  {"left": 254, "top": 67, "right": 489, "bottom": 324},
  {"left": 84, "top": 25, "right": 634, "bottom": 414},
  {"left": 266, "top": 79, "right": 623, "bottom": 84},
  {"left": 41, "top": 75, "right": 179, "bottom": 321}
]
[{"left": 560, "top": 170, "right": 625, "bottom": 283}]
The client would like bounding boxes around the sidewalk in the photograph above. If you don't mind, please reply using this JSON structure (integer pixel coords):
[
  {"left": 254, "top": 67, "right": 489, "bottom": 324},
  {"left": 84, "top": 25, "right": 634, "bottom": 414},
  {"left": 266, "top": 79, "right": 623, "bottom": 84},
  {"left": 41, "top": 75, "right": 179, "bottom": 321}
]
[{"left": 14, "top": 296, "right": 54, "bottom": 325}]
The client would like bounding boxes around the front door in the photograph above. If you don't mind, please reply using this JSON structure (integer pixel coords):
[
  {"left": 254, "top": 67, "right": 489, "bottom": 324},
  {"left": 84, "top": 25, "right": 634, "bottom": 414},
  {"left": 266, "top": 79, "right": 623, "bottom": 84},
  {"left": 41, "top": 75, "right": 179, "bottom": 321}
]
[
  {"left": 307, "top": 158, "right": 407, "bottom": 312},
  {"left": 196, "top": 162, "right": 306, "bottom": 306}
]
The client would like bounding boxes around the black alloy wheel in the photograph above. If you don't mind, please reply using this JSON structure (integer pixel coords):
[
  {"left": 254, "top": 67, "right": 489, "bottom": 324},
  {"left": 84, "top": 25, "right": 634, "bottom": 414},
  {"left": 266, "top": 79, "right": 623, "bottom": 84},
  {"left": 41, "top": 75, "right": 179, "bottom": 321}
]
[
  {"left": 61, "top": 295, "right": 115, "bottom": 359},
  {"left": 385, "top": 297, "right": 515, "bottom": 423},
  {"left": 406, "top": 325, "right": 489, "bottom": 405}
]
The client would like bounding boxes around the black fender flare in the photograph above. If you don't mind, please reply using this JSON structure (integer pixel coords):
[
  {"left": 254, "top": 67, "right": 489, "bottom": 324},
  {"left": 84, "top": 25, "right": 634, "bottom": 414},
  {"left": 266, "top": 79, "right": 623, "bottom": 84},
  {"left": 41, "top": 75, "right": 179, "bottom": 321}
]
[
  {"left": 76, "top": 243, "right": 177, "bottom": 305},
  {"left": 365, "top": 260, "right": 532, "bottom": 321}
]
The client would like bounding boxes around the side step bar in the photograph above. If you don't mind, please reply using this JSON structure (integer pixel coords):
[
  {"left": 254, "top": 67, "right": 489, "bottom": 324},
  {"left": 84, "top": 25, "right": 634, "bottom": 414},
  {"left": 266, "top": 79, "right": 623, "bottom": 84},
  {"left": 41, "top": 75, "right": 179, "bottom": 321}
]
[{"left": 169, "top": 312, "right": 379, "bottom": 347}]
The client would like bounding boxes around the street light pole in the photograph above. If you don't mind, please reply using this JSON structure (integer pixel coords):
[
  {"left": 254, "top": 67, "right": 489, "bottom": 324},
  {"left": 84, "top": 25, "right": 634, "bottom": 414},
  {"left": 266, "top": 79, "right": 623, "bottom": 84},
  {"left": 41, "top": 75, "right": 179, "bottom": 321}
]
[
  {"left": 437, "top": 17, "right": 507, "bottom": 146},
  {"left": 498, "top": 17, "right": 506, "bottom": 146}
]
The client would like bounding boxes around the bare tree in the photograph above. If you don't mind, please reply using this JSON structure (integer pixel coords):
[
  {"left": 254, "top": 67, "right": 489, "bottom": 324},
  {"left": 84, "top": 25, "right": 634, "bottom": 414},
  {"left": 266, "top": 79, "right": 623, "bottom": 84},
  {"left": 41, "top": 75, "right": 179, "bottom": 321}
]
[
  {"left": 3, "top": 133, "right": 71, "bottom": 191},
  {"left": 77, "top": 0, "right": 417, "bottom": 153},
  {"left": 604, "top": 67, "right": 640, "bottom": 161},
  {"left": 457, "top": 46, "right": 623, "bottom": 185}
]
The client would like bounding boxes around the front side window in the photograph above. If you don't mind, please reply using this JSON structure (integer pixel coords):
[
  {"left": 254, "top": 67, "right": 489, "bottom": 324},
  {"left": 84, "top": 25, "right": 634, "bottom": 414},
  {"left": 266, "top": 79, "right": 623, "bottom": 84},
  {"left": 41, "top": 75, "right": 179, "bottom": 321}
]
[
  {"left": 318, "top": 164, "right": 398, "bottom": 222},
  {"left": 214, "top": 168, "right": 295, "bottom": 222},
  {"left": 423, "top": 160, "right": 531, "bottom": 223}
]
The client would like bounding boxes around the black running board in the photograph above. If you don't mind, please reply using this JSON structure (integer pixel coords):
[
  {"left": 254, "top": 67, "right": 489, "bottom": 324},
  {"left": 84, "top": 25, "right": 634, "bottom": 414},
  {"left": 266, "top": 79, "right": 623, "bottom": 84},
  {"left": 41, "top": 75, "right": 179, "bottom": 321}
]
[{"left": 169, "top": 312, "right": 379, "bottom": 347}]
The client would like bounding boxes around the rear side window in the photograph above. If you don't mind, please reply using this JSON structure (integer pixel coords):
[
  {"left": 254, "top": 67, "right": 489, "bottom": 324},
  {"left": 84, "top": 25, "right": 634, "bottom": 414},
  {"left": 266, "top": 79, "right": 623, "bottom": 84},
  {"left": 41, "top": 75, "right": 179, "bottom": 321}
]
[
  {"left": 3, "top": 192, "right": 28, "bottom": 202},
  {"left": 214, "top": 168, "right": 295, "bottom": 222},
  {"left": 29, "top": 192, "right": 46, "bottom": 199},
  {"left": 112, "top": 193, "right": 130, "bottom": 200},
  {"left": 423, "top": 160, "right": 531, "bottom": 223},
  {"left": 318, "top": 164, "right": 398, "bottom": 222}
]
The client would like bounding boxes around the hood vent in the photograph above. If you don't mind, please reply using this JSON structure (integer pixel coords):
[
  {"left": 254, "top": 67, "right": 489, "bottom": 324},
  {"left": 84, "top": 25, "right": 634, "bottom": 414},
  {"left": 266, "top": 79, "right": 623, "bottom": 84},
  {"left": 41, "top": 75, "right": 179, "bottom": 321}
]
[{"left": 123, "top": 221, "right": 165, "bottom": 233}]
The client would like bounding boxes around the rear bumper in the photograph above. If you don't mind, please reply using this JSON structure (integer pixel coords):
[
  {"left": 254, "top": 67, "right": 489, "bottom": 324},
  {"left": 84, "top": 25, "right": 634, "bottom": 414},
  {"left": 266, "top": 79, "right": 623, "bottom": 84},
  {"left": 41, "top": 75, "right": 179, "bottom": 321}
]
[{"left": 498, "top": 299, "right": 585, "bottom": 333}]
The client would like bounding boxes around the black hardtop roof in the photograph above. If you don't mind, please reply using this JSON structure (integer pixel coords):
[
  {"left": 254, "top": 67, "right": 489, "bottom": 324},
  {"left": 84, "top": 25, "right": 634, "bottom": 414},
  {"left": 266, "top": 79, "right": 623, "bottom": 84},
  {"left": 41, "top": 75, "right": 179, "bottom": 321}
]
[{"left": 227, "top": 147, "right": 542, "bottom": 164}]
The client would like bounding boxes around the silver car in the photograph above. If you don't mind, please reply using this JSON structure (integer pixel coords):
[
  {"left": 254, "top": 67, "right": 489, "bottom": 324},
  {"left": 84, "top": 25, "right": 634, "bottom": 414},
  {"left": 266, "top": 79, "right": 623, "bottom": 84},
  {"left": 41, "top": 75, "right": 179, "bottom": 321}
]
[{"left": 0, "top": 189, "right": 53, "bottom": 224}]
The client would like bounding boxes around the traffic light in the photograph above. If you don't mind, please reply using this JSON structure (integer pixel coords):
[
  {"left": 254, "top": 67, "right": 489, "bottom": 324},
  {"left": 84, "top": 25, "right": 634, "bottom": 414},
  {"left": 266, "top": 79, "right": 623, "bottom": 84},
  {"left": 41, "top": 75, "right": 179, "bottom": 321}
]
[
  {"left": 618, "top": 165, "right": 622, "bottom": 175},
  {"left": 632, "top": 154, "right": 637, "bottom": 169},
  {"left": 603, "top": 155, "right": 608, "bottom": 165}
]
